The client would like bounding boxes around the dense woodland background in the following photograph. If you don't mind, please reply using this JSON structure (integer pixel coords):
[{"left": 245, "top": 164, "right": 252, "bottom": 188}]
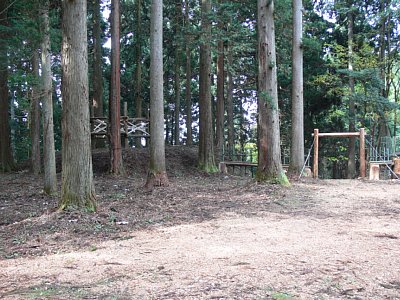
[{"left": 0, "top": 0, "right": 399, "bottom": 204}]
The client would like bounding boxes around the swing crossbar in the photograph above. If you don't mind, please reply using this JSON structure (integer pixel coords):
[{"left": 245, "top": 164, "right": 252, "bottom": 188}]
[{"left": 314, "top": 132, "right": 361, "bottom": 138}]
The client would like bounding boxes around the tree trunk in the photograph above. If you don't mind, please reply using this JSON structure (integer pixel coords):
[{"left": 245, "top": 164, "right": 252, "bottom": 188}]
[
  {"left": 198, "top": 0, "right": 217, "bottom": 173},
  {"left": 31, "top": 50, "right": 41, "bottom": 175},
  {"left": 289, "top": 0, "right": 304, "bottom": 176},
  {"left": 145, "top": 0, "right": 169, "bottom": 189},
  {"left": 226, "top": 42, "right": 234, "bottom": 156},
  {"left": 215, "top": 0, "right": 225, "bottom": 162},
  {"left": 164, "top": 70, "right": 172, "bottom": 145},
  {"left": 60, "top": 0, "right": 96, "bottom": 210},
  {"left": 0, "top": 0, "right": 14, "bottom": 172},
  {"left": 109, "top": 0, "right": 125, "bottom": 175},
  {"left": 92, "top": 0, "right": 105, "bottom": 149},
  {"left": 377, "top": 0, "right": 390, "bottom": 146},
  {"left": 256, "top": 0, "right": 288, "bottom": 185},
  {"left": 134, "top": 0, "right": 143, "bottom": 148},
  {"left": 347, "top": 7, "right": 356, "bottom": 179},
  {"left": 173, "top": 0, "right": 182, "bottom": 146},
  {"left": 41, "top": 0, "right": 57, "bottom": 194},
  {"left": 184, "top": 0, "right": 192, "bottom": 146}
]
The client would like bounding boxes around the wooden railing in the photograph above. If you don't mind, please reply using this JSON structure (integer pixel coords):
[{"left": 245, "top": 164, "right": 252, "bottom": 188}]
[{"left": 90, "top": 117, "right": 150, "bottom": 138}]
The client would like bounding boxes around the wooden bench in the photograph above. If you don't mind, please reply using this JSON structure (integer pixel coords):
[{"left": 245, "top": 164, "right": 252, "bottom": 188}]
[
  {"left": 219, "top": 161, "right": 257, "bottom": 177},
  {"left": 219, "top": 162, "right": 313, "bottom": 178}
]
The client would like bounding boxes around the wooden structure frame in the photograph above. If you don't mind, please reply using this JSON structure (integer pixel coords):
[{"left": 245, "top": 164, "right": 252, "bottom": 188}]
[
  {"left": 313, "top": 128, "right": 366, "bottom": 179},
  {"left": 90, "top": 117, "right": 149, "bottom": 137}
]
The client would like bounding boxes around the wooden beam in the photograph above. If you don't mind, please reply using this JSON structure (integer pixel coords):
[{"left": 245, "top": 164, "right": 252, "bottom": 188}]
[
  {"left": 313, "top": 129, "right": 319, "bottom": 178},
  {"left": 314, "top": 132, "right": 361, "bottom": 138}
]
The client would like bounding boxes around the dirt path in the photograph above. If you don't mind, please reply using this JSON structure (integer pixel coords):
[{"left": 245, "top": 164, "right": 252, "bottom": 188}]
[{"left": 1, "top": 178, "right": 400, "bottom": 299}]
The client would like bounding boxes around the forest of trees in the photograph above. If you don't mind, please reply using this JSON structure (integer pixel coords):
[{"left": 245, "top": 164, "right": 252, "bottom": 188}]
[{"left": 0, "top": 0, "right": 399, "bottom": 209}]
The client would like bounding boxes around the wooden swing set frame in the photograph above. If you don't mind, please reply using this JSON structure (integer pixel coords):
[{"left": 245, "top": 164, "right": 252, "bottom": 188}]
[{"left": 312, "top": 128, "right": 366, "bottom": 179}]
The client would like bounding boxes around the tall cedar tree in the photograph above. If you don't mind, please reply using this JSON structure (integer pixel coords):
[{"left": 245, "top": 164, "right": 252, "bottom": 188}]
[
  {"left": 31, "top": 51, "right": 41, "bottom": 175},
  {"left": 376, "top": 1, "right": 391, "bottom": 148},
  {"left": 41, "top": 0, "right": 57, "bottom": 194},
  {"left": 256, "top": 0, "right": 289, "bottom": 185},
  {"left": 92, "top": 0, "right": 105, "bottom": 148},
  {"left": 0, "top": 0, "right": 14, "bottom": 172},
  {"left": 226, "top": 42, "right": 234, "bottom": 156},
  {"left": 289, "top": 0, "right": 304, "bottom": 175},
  {"left": 174, "top": 0, "right": 181, "bottom": 146},
  {"left": 60, "top": 0, "right": 96, "bottom": 210},
  {"left": 215, "top": 0, "right": 225, "bottom": 161},
  {"left": 145, "top": 0, "right": 169, "bottom": 189},
  {"left": 184, "top": 0, "right": 193, "bottom": 145},
  {"left": 109, "top": 0, "right": 125, "bottom": 175},
  {"left": 347, "top": 4, "right": 356, "bottom": 178},
  {"left": 198, "top": 0, "right": 217, "bottom": 173},
  {"left": 134, "top": 0, "right": 143, "bottom": 147}
]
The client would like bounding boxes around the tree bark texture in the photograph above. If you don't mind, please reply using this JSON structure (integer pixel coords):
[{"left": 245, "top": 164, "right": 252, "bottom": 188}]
[
  {"left": 92, "top": 0, "right": 105, "bottom": 148},
  {"left": 60, "top": 0, "right": 96, "bottom": 210},
  {"left": 92, "top": 0, "right": 104, "bottom": 119},
  {"left": 184, "top": 0, "right": 192, "bottom": 146},
  {"left": 198, "top": 0, "right": 217, "bottom": 173},
  {"left": 174, "top": 0, "right": 182, "bottom": 146},
  {"left": 109, "top": 0, "right": 125, "bottom": 175},
  {"left": 41, "top": 0, "right": 57, "bottom": 194},
  {"left": 31, "top": 50, "right": 41, "bottom": 175},
  {"left": 215, "top": 0, "right": 225, "bottom": 162},
  {"left": 347, "top": 7, "right": 356, "bottom": 178},
  {"left": 226, "top": 43, "right": 235, "bottom": 156},
  {"left": 0, "top": 0, "right": 14, "bottom": 172},
  {"left": 134, "top": 0, "right": 143, "bottom": 148},
  {"left": 376, "top": 0, "right": 390, "bottom": 150},
  {"left": 256, "top": 0, "right": 288, "bottom": 184},
  {"left": 145, "top": 0, "right": 169, "bottom": 189},
  {"left": 289, "top": 0, "right": 304, "bottom": 175}
]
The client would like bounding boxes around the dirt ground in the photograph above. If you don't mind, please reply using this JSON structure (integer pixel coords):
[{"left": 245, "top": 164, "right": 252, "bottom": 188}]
[{"left": 1, "top": 146, "right": 400, "bottom": 300}]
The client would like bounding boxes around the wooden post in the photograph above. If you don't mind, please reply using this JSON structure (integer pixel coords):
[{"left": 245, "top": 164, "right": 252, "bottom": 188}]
[
  {"left": 313, "top": 129, "right": 319, "bottom": 178},
  {"left": 123, "top": 102, "right": 128, "bottom": 148},
  {"left": 393, "top": 158, "right": 400, "bottom": 175},
  {"left": 369, "top": 163, "right": 380, "bottom": 180},
  {"left": 359, "top": 128, "right": 366, "bottom": 178}
]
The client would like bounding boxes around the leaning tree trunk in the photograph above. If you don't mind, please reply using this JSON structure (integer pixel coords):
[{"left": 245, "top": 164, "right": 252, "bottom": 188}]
[
  {"left": 0, "top": 0, "right": 14, "bottom": 172},
  {"left": 41, "top": 0, "right": 57, "bottom": 194},
  {"left": 145, "top": 0, "right": 169, "bottom": 189},
  {"left": 31, "top": 50, "right": 41, "bottom": 175},
  {"left": 198, "top": 0, "right": 217, "bottom": 173},
  {"left": 60, "top": 0, "right": 96, "bottom": 210},
  {"left": 109, "top": 0, "right": 125, "bottom": 175},
  {"left": 256, "top": 0, "right": 288, "bottom": 185},
  {"left": 92, "top": 0, "right": 105, "bottom": 149},
  {"left": 184, "top": 0, "right": 193, "bottom": 146},
  {"left": 288, "top": 0, "right": 304, "bottom": 176},
  {"left": 347, "top": 7, "right": 356, "bottom": 179}
]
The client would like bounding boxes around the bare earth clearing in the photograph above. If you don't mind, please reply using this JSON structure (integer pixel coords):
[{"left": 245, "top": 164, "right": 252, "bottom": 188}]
[{"left": 1, "top": 147, "right": 400, "bottom": 299}]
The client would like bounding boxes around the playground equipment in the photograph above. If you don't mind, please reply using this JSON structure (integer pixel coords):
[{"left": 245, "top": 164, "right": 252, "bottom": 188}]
[
  {"left": 366, "top": 136, "right": 400, "bottom": 180},
  {"left": 219, "top": 128, "right": 399, "bottom": 180},
  {"left": 312, "top": 128, "right": 366, "bottom": 179},
  {"left": 90, "top": 117, "right": 150, "bottom": 139},
  {"left": 90, "top": 103, "right": 150, "bottom": 147},
  {"left": 312, "top": 128, "right": 399, "bottom": 180}
]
